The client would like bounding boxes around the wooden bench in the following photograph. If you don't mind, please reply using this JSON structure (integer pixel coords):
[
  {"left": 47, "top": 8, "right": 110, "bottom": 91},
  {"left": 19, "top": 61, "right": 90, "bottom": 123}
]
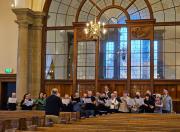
[
  {"left": 0, "top": 111, "right": 80, "bottom": 131},
  {"left": 37, "top": 113, "right": 180, "bottom": 132},
  {"left": 0, "top": 111, "right": 45, "bottom": 132}
]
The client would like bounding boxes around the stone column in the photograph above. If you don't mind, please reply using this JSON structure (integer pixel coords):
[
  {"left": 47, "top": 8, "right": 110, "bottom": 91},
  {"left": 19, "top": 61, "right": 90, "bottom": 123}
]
[
  {"left": 28, "top": 12, "right": 45, "bottom": 98},
  {"left": 12, "top": 8, "right": 45, "bottom": 100},
  {"left": 12, "top": 8, "right": 33, "bottom": 101}
]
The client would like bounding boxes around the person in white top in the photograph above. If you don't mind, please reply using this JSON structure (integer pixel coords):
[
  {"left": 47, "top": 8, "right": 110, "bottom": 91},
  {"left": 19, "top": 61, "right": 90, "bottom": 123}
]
[
  {"left": 62, "top": 94, "right": 72, "bottom": 112},
  {"left": 20, "top": 93, "right": 34, "bottom": 110},
  {"left": 7, "top": 92, "right": 17, "bottom": 110},
  {"left": 119, "top": 92, "right": 130, "bottom": 113},
  {"left": 130, "top": 92, "right": 144, "bottom": 113},
  {"left": 106, "top": 93, "right": 119, "bottom": 113}
]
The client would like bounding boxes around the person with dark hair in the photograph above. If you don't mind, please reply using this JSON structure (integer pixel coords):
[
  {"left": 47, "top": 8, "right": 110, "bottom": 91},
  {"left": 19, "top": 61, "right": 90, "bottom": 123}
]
[
  {"left": 45, "top": 88, "right": 63, "bottom": 124},
  {"left": 7, "top": 92, "right": 17, "bottom": 110},
  {"left": 35, "top": 92, "right": 46, "bottom": 110},
  {"left": 145, "top": 90, "right": 155, "bottom": 112},
  {"left": 162, "top": 89, "right": 173, "bottom": 113},
  {"left": 20, "top": 93, "right": 34, "bottom": 110},
  {"left": 104, "top": 85, "right": 111, "bottom": 99},
  {"left": 143, "top": 94, "right": 155, "bottom": 113}
]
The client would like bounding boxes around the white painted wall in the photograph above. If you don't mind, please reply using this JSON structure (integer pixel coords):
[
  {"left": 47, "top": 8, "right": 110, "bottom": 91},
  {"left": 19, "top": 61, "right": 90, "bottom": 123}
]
[
  {"left": 0, "top": 0, "right": 18, "bottom": 73},
  {"left": 0, "top": 0, "right": 45, "bottom": 74}
]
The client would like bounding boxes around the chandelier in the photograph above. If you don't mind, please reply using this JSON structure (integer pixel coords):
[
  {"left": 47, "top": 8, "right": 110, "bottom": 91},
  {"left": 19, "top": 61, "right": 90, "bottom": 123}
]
[
  {"left": 84, "top": 19, "right": 106, "bottom": 39},
  {"left": 84, "top": 0, "right": 106, "bottom": 39}
]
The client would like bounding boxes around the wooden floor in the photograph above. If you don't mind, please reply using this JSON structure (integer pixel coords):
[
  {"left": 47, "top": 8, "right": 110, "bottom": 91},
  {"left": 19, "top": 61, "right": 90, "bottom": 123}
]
[{"left": 36, "top": 114, "right": 180, "bottom": 132}]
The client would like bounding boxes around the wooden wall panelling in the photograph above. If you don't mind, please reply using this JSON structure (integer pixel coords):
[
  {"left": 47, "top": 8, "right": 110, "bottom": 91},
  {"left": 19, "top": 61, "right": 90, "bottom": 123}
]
[
  {"left": 177, "top": 85, "right": 180, "bottom": 100},
  {"left": 79, "top": 83, "right": 95, "bottom": 97},
  {"left": 130, "top": 84, "right": 151, "bottom": 97},
  {"left": 45, "top": 83, "right": 73, "bottom": 97},
  {"left": 154, "top": 85, "right": 177, "bottom": 100},
  {"left": 114, "top": 84, "right": 126, "bottom": 96}
]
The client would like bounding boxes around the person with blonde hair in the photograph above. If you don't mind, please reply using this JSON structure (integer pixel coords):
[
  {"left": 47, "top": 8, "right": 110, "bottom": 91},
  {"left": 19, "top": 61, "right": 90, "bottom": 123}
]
[
  {"left": 107, "top": 93, "right": 119, "bottom": 113},
  {"left": 62, "top": 94, "right": 72, "bottom": 112},
  {"left": 154, "top": 94, "right": 163, "bottom": 113}
]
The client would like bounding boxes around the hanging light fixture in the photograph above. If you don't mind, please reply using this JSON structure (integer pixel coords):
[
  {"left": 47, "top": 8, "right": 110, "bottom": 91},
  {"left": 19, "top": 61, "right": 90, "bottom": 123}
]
[
  {"left": 10, "top": 0, "right": 15, "bottom": 8},
  {"left": 84, "top": 0, "right": 107, "bottom": 39}
]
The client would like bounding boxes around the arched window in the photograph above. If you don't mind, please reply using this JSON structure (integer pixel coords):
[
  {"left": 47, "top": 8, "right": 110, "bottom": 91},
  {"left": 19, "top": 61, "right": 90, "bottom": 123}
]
[{"left": 39, "top": 0, "right": 180, "bottom": 112}]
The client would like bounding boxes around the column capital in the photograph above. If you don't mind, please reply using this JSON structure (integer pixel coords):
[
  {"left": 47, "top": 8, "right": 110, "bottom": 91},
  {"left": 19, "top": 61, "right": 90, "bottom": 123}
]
[
  {"left": 12, "top": 8, "right": 34, "bottom": 25},
  {"left": 32, "top": 12, "right": 46, "bottom": 29},
  {"left": 12, "top": 8, "right": 46, "bottom": 27}
]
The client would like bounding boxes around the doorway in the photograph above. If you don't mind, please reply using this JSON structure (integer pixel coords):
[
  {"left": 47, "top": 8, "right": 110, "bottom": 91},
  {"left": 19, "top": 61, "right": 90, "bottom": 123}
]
[{"left": 0, "top": 82, "right": 16, "bottom": 110}]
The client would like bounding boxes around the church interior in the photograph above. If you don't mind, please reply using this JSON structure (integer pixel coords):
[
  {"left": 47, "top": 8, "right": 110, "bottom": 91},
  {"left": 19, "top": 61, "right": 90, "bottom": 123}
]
[{"left": 0, "top": 0, "right": 180, "bottom": 131}]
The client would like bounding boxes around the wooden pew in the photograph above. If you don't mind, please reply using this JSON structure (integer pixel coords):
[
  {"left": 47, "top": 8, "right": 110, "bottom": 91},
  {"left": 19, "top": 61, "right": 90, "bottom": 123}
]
[
  {"left": 0, "top": 111, "right": 45, "bottom": 131},
  {"left": 37, "top": 113, "right": 180, "bottom": 132}
]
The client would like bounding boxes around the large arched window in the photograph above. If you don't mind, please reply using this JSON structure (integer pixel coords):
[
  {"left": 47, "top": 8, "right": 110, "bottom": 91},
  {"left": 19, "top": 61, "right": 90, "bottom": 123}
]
[
  {"left": 44, "top": 0, "right": 180, "bottom": 97},
  {"left": 45, "top": 0, "right": 180, "bottom": 80}
]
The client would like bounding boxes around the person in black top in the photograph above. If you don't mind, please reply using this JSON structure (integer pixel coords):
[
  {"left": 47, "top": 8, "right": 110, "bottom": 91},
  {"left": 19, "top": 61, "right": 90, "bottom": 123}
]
[
  {"left": 145, "top": 90, "right": 155, "bottom": 112},
  {"left": 143, "top": 94, "right": 155, "bottom": 113},
  {"left": 20, "top": 93, "right": 34, "bottom": 110},
  {"left": 96, "top": 93, "right": 109, "bottom": 115},
  {"left": 45, "top": 88, "right": 63, "bottom": 124},
  {"left": 71, "top": 92, "right": 82, "bottom": 112},
  {"left": 84, "top": 91, "right": 96, "bottom": 117},
  {"left": 61, "top": 94, "right": 72, "bottom": 112}
]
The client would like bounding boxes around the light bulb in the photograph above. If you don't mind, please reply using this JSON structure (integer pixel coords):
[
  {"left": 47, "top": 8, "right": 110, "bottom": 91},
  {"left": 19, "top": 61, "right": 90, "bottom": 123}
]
[
  {"left": 102, "top": 29, "right": 107, "bottom": 34},
  {"left": 98, "top": 21, "right": 101, "bottom": 25},
  {"left": 86, "top": 23, "right": 89, "bottom": 27},
  {"left": 11, "top": 3, "right": 15, "bottom": 7},
  {"left": 84, "top": 28, "right": 88, "bottom": 34}
]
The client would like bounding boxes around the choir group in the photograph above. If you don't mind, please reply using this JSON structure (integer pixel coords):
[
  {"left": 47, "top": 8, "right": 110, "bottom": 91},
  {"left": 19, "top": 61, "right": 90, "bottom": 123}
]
[{"left": 7, "top": 85, "right": 173, "bottom": 119}]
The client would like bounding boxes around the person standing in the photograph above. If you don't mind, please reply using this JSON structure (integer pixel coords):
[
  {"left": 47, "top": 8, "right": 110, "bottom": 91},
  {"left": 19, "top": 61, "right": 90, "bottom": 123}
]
[
  {"left": 62, "top": 94, "right": 72, "bottom": 112},
  {"left": 71, "top": 92, "right": 82, "bottom": 112},
  {"left": 119, "top": 92, "right": 130, "bottom": 113},
  {"left": 132, "top": 92, "right": 144, "bottom": 113},
  {"left": 45, "top": 88, "right": 63, "bottom": 124},
  {"left": 104, "top": 85, "right": 111, "bottom": 99},
  {"left": 143, "top": 94, "right": 155, "bottom": 113},
  {"left": 154, "top": 94, "right": 163, "bottom": 113},
  {"left": 107, "top": 93, "right": 119, "bottom": 113},
  {"left": 162, "top": 89, "right": 173, "bottom": 113},
  {"left": 35, "top": 92, "right": 46, "bottom": 110},
  {"left": 84, "top": 91, "right": 96, "bottom": 117},
  {"left": 7, "top": 92, "right": 17, "bottom": 110},
  {"left": 20, "top": 93, "right": 34, "bottom": 110}
]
